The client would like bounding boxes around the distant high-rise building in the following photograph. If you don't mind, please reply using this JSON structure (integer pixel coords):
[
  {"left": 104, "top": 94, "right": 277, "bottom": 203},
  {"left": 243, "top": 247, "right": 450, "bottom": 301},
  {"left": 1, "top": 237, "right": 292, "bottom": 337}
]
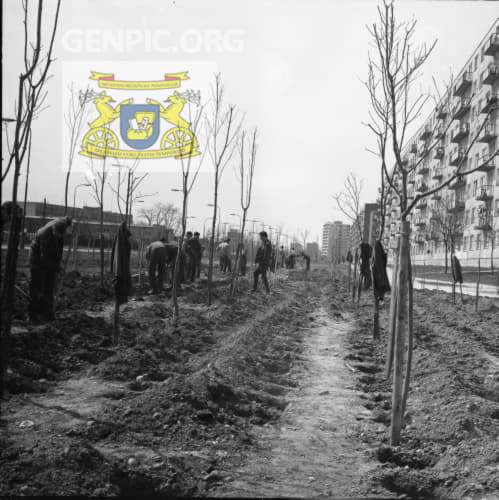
[
  {"left": 322, "top": 221, "right": 351, "bottom": 262},
  {"left": 321, "top": 222, "right": 334, "bottom": 257}
]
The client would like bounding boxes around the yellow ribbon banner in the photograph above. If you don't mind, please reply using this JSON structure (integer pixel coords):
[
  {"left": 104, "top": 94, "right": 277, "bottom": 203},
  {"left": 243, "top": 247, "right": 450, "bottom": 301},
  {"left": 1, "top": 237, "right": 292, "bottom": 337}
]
[
  {"left": 90, "top": 71, "right": 189, "bottom": 90},
  {"left": 80, "top": 143, "right": 200, "bottom": 160}
]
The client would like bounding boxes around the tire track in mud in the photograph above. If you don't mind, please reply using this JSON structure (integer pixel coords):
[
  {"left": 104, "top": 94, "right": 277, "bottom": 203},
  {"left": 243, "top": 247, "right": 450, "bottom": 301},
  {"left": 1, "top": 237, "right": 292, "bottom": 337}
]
[{"left": 212, "top": 303, "right": 392, "bottom": 498}]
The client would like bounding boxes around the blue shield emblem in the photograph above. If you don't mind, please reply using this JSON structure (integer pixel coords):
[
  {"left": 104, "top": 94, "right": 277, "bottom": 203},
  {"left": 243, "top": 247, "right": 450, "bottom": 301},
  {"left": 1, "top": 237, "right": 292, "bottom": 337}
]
[{"left": 120, "top": 104, "right": 160, "bottom": 149}]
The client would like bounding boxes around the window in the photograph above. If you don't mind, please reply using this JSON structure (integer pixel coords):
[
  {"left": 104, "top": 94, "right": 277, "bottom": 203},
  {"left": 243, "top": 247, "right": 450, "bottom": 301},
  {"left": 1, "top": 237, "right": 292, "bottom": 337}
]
[
  {"left": 464, "top": 236, "right": 468, "bottom": 249},
  {"left": 469, "top": 235, "right": 474, "bottom": 250},
  {"left": 477, "top": 233, "right": 481, "bottom": 250},
  {"left": 481, "top": 46, "right": 485, "bottom": 62},
  {"left": 474, "top": 54, "right": 479, "bottom": 71},
  {"left": 480, "top": 176, "right": 485, "bottom": 187},
  {"left": 484, "top": 234, "right": 488, "bottom": 249},
  {"left": 473, "top": 180, "right": 478, "bottom": 196},
  {"left": 471, "top": 207, "right": 476, "bottom": 223},
  {"left": 465, "top": 210, "right": 470, "bottom": 225}
]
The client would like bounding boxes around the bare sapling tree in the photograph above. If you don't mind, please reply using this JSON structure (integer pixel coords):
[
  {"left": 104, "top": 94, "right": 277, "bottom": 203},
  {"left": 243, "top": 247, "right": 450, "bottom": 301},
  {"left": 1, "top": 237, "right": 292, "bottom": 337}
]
[
  {"left": 229, "top": 129, "right": 258, "bottom": 297},
  {"left": 300, "top": 228, "right": 310, "bottom": 253},
  {"left": 205, "top": 73, "right": 244, "bottom": 306},
  {"left": 64, "top": 84, "right": 93, "bottom": 213},
  {"left": 170, "top": 93, "right": 206, "bottom": 322},
  {"left": 366, "top": 1, "right": 498, "bottom": 445},
  {"left": 1, "top": 0, "right": 62, "bottom": 399},
  {"left": 364, "top": 67, "right": 393, "bottom": 340},
  {"left": 333, "top": 173, "right": 363, "bottom": 302},
  {"left": 87, "top": 146, "right": 112, "bottom": 289}
]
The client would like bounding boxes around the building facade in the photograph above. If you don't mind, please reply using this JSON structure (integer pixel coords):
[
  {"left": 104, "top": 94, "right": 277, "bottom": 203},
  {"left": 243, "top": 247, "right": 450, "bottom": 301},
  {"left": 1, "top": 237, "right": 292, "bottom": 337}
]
[
  {"left": 384, "top": 20, "right": 499, "bottom": 266},
  {"left": 327, "top": 221, "right": 351, "bottom": 263},
  {"left": 321, "top": 222, "right": 334, "bottom": 258}
]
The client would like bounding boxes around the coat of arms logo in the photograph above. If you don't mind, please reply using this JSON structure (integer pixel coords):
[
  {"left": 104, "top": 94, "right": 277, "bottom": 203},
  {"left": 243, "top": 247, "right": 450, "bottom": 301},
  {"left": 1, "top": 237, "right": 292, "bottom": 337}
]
[{"left": 79, "top": 71, "right": 201, "bottom": 160}]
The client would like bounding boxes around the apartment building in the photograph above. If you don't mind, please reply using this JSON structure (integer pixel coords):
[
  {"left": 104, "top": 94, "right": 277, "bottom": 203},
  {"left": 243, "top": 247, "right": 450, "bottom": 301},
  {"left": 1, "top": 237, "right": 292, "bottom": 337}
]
[
  {"left": 324, "top": 221, "right": 351, "bottom": 262},
  {"left": 321, "top": 222, "right": 334, "bottom": 257},
  {"left": 384, "top": 20, "right": 499, "bottom": 266}
]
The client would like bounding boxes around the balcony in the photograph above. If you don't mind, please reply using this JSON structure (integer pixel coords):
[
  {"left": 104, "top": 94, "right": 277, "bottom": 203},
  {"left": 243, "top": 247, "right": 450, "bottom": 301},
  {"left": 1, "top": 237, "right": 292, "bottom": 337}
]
[
  {"left": 453, "top": 97, "right": 471, "bottom": 120},
  {"left": 435, "top": 105, "right": 448, "bottom": 120},
  {"left": 484, "top": 33, "right": 499, "bottom": 56},
  {"left": 476, "top": 154, "right": 495, "bottom": 172},
  {"left": 417, "top": 162, "right": 430, "bottom": 175},
  {"left": 414, "top": 234, "right": 426, "bottom": 245},
  {"left": 450, "top": 122, "right": 470, "bottom": 143},
  {"left": 477, "top": 122, "right": 497, "bottom": 143},
  {"left": 453, "top": 72, "right": 472, "bottom": 97},
  {"left": 433, "top": 146, "right": 445, "bottom": 160},
  {"left": 481, "top": 92, "right": 499, "bottom": 114},
  {"left": 410, "top": 143, "right": 418, "bottom": 154},
  {"left": 416, "top": 199, "right": 428, "bottom": 209},
  {"left": 431, "top": 192, "right": 442, "bottom": 201},
  {"left": 476, "top": 185, "right": 494, "bottom": 201},
  {"left": 449, "top": 149, "right": 467, "bottom": 167},
  {"left": 416, "top": 182, "right": 428, "bottom": 193},
  {"left": 483, "top": 63, "right": 499, "bottom": 85},
  {"left": 414, "top": 218, "right": 426, "bottom": 228},
  {"left": 448, "top": 197, "right": 465, "bottom": 212},
  {"left": 448, "top": 175, "right": 466, "bottom": 190},
  {"left": 420, "top": 125, "right": 432, "bottom": 141},
  {"left": 432, "top": 168, "right": 443, "bottom": 180},
  {"left": 435, "top": 126, "right": 446, "bottom": 140},
  {"left": 474, "top": 214, "right": 493, "bottom": 231},
  {"left": 401, "top": 155, "right": 409, "bottom": 166},
  {"left": 407, "top": 175, "right": 416, "bottom": 185}
]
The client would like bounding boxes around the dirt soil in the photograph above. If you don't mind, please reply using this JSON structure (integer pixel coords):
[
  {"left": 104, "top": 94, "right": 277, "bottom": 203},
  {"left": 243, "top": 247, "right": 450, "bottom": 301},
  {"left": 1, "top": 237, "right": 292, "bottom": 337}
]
[
  {"left": 2, "top": 265, "right": 498, "bottom": 498},
  {"left": 330, "top": 268, "right": 499, "bottom": 499},
  {"left": 0, "top": 267, "right": 388, "bottom": 497}
]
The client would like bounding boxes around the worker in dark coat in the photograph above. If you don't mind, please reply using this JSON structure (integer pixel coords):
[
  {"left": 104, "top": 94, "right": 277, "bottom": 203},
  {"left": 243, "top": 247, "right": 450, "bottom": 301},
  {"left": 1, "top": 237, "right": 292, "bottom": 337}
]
[
  {"left": 187, "top": 231, "right": 202, "bottom": 281},
  {"left": 372, "top": 240, "right": 391, "bottom": 300},
  {"left": 359, "top": 242, "right": 373, "bottom": 289},
  {"left": 238, "top": 244, "right": 247, "bottom": 276},
  {"left": 146, "top": 238, "right": 168, "bottom": 294},
  {"left": 301, "top": 252, "right": 311, "bottom": 271},
  {"left": 451, "top": 254, "right": 463, "bottom": 284},
  {"left": 253, "top": 231, "right": 272, "bottom": 293},
  {"left": 29, "top": 216, "right": 72, "bottom": 321}
]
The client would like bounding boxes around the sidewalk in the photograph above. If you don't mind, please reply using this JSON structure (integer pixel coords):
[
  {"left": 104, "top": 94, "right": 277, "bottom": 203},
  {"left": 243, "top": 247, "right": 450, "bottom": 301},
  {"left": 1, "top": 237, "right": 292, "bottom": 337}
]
[{"left": 387, "top": 266, "right": 499, "bottom": 299}]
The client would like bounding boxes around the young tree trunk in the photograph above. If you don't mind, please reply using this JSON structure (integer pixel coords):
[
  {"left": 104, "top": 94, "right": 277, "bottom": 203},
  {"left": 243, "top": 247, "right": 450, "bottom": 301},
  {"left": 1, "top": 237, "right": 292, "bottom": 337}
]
[
  {"left": 1, "top": 211, "right": 22, "bottom": 399},
  {"left": 207, "top": 187, "right": 219, "bottom": 306},
  {"left": 352, "top": 250, "right": 358, "bottom": 303},
  {"left": 402, "top": 251, "right": 414, "bottom": 417},
  {"left": 444, "top": 239, "right": 448, "bottom": 274},
  {"left": 491, "top": 236, "right": 495, "bottom": 275},
  {"left": 391, "top": 220, "right": 409, "bottom": 446},
  {"left": 99, "top": 205, "right": 104, "bottom": 288},
  {"left": 229, "top": 211, "right": 247, "bottom": 298},
  {"left": 475, "top": 256, "right": 480, "bottom": 312}
]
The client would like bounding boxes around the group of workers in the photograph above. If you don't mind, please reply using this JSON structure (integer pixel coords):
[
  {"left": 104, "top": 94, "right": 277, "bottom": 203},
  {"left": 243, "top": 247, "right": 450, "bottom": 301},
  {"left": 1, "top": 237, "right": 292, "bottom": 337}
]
[{"left": 4, "top": 209, "right": 312, "bottom": 322}]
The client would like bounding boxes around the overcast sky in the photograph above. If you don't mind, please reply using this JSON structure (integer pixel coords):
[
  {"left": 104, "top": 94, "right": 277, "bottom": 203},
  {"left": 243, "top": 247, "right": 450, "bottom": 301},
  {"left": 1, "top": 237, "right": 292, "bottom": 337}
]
[{"left": 2, "top": 0, "right": 498, "bottom": 244}]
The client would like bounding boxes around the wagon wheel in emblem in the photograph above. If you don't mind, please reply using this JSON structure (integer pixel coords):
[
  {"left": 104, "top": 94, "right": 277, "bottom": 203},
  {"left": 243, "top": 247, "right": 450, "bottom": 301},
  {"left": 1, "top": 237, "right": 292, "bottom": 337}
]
[
  {"left": 82, "top": 127, "right": 119, "bottom": 152},
  {"left": 161, "top": 127, "right": 198, "bottom": 153}
]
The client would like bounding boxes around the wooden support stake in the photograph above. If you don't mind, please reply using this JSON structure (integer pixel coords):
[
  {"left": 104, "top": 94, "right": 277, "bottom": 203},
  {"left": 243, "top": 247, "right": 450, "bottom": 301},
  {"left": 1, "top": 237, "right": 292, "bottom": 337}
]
[
  {"left": 475, "top": 257, "right": 480, "bottom": 312},
  {"left": 391, "top": 221, "right": 409, "bottom": 446}
]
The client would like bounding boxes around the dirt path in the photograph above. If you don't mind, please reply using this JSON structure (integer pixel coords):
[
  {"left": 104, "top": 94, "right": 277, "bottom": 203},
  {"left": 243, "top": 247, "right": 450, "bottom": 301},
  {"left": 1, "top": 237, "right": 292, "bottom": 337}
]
[{"left": 213, "top": 306, "right": 390, "bottom": 498}]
